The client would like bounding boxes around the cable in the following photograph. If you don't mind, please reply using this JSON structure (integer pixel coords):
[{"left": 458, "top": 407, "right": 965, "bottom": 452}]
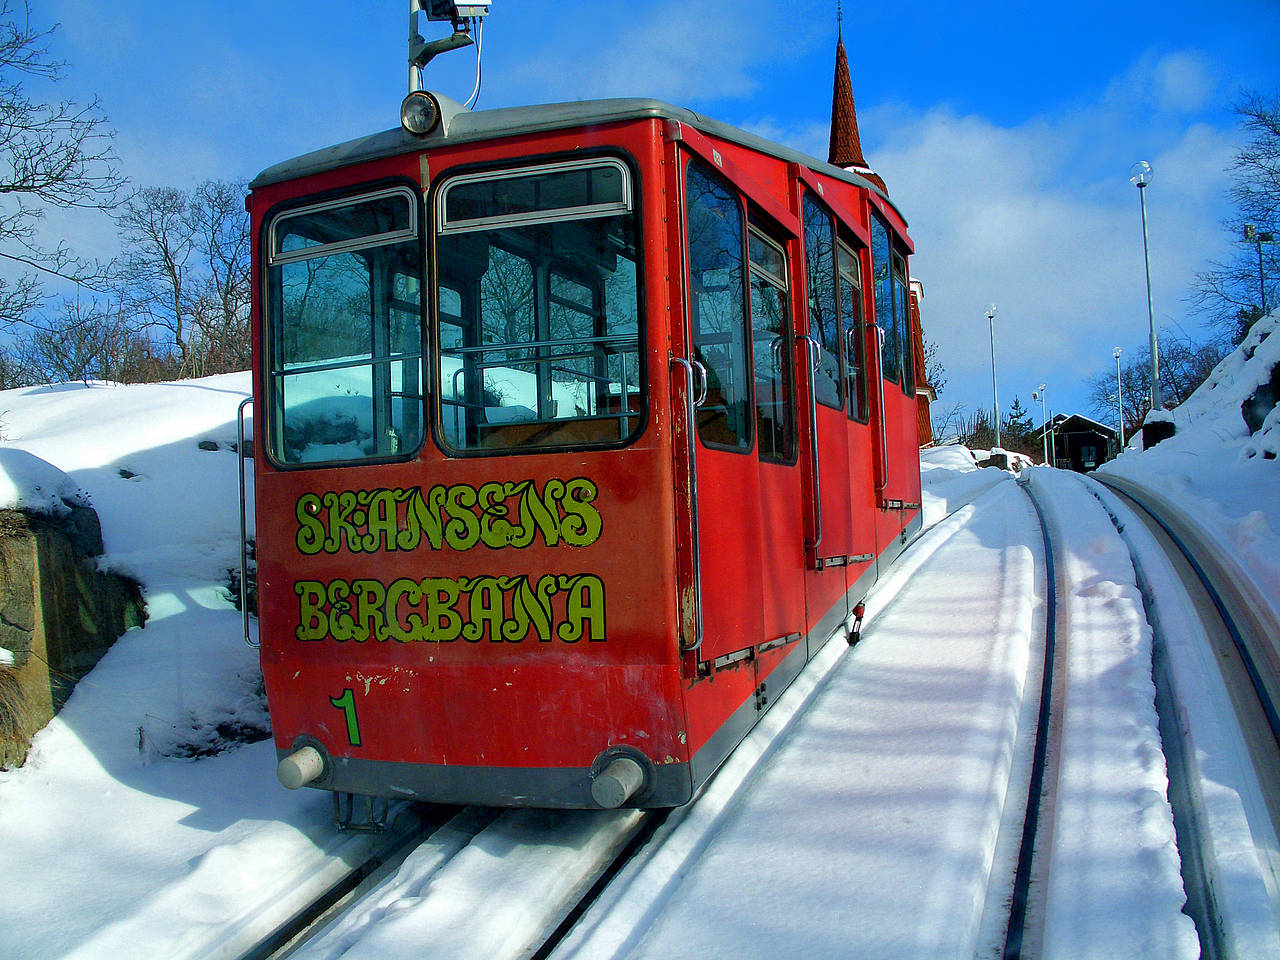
[{"left": 464, "top": 16, "right": 484, "bottom": 109}]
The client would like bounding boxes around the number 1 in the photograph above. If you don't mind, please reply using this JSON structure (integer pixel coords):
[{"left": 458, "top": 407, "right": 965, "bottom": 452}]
[{"left": 330, "top": 688, "right": 362, "bottom": 746}]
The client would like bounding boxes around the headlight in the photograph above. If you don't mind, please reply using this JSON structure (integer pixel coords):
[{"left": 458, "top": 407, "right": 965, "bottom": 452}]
[{"left": 401, "top": 90, "right": 441, "bottom": 136}]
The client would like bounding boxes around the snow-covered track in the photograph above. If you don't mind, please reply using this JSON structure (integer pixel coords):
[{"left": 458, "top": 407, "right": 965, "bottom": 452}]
[
  {"left": 1005, "top": 470, "right": 1201, "bottom": 959},
  {"left": 1000, "top": 475, "right": 1066, "bottom": 960},
  {"left": 230, "top": 804, "right": 451, "bottom": 960},
  {"left": 273, "top": 805, "right": 658, "bottom": 960},
  {"left": 1094, "top": 473, "right": 1280, "bottom": 753},
  {"left": 1088, "top": 474, "right": 1280, "bottom": 958}
]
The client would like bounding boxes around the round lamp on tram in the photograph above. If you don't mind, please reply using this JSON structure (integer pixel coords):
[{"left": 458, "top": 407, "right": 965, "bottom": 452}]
[{"left": 401, "top": 90, "right": 441, "bottom": 135}]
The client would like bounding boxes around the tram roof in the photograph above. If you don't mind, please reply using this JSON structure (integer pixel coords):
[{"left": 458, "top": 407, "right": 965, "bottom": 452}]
[{"left": 249, "top": 96, "right": 907, "bottom": 225}]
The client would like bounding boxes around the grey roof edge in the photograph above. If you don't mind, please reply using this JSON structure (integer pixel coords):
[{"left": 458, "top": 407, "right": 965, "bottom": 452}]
[{"left": 249, "top": 96, "right": 907, "bottom": 227}]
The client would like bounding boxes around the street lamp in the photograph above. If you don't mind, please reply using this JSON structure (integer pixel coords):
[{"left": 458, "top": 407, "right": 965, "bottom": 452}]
[
  {"left": 1129, "top": 161, "right": 1162, "bottom": 409},
  {"left": 1243, "top": 224, "right": 1275, "bottom": 317},
  {"left": 986, "top": 303, "right": 1000, "bottom": 448},
  {"left": 1032, "top": 384, "right": 1048, "bottom": 465},
  {"left": 1113, "top": 347, "right": 1125, "bottom": 449}
]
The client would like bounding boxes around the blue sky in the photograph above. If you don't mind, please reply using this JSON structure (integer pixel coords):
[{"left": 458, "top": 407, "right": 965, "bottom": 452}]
[{"left": 35, "top": 0, "right": 1280, "bottom": 427}]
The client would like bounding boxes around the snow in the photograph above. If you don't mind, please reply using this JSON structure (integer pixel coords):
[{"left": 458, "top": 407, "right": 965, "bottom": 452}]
[
  {"left": 1101, "top": 311, "right": 1280, "bottom": 627},
  {"left": 1025, "top": 470, "right": 1198, "bottom": 958},
  {"left": 0, "top": 308, "right": 1276, "bottom": 957},
  {"left": 0, "top": 447, "right": 89, "bottom": 517}
]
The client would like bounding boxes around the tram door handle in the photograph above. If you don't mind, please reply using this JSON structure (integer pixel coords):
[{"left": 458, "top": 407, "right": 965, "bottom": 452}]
[
  {"left": 874, "top": 327, "right": 891, "bottom": 494},
  {"left": 669, "top": 355, "right": 704, "bottom": 654},
  {"left": 237, "top": 397, "right": 258, "bottom": 649},
  {"left": 801, "top": 335, "right": 823, "bottom": 553}
]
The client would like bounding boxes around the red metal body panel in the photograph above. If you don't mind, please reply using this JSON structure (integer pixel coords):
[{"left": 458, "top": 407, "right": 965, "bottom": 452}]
[{"left": 248, "top": 106, "right": 923, "bottom": 808}]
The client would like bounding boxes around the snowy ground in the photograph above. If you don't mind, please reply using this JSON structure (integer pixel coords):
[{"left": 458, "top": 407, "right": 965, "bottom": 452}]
[{"left": 0, "top": 313, "right": 1276, "bottom": 958}]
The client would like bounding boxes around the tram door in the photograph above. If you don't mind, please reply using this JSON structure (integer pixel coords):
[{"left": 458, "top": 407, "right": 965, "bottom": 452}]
[
  {"left": 798, "top": 191, "right": 857, "bottom": 648},
  {"left": 868, "top": 214, "right": 911, "bottom": 559},
  {"left": 679, "top": 156, "right": 809, "bottom": 748},
  {"left": 836, "top": 239, "right": 881, "bottom": 599}
]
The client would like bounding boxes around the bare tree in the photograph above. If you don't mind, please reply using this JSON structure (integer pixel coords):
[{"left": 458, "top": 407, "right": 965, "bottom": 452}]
[
  {"left": 113, "top": 179, "right": 250, "bottom": 376},
  {"left": 0, "top": 1, "right": 122, "bottom": 328},
  {"left": 187, "top": 180, "right": 250, "bottom": 374},
  {"left": 1086, "top": 327, "right": 1226, "bottom": 435},
  {"left": 1189, "top": 91, "right": 1280, "bottom": 342}
]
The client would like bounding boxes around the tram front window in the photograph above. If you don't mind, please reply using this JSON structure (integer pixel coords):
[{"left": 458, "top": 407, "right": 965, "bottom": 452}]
[
  {"left": 435, "top": 158, "right": 643, "bottom": 453},
  {"left": 265, "top": 187, "right": 424, "bottom": 465}
]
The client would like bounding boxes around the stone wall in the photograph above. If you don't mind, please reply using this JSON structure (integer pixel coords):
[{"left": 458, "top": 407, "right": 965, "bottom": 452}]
[{"left": 0, "top": 506, "right": 145, "bottom": 769}]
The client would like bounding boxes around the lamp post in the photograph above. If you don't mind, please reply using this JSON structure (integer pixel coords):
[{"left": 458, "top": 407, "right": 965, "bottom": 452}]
[
  {"left": 1244, "top": 224, "right": 1274, "bottom": 317},
  {"left": 986, "top": 303, "right": 1000, "bottom": 448},
  {"left": 1113, "top": 347, "right": 1125, "bottom": 449},
  {"left": 1129, "top": 161, "right": 1161, "bottom": 409},
  {"left": 1032, "top": 385, "right": 1048, "bottom": 465}
]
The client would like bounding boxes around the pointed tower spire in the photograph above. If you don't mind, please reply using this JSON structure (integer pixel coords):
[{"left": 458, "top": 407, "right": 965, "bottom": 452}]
[{"left": 827, "top": 15, "right": 887, "bottom": 193}]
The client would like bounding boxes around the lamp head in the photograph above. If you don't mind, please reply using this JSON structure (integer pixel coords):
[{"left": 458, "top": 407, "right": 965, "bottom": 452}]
[{"left": 1129, "top": 161, "right": 1153, "bottom": 188}]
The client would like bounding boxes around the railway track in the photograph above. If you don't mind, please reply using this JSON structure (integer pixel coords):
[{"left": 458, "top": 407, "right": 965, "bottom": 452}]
[
  {"left": 218, "top": 470, "right": 1280, "bottom": 959},
  {"left": 994, "top": 470, "right": 1280, "bottom": 959},
  {"left": 235, "top": 556, "right": 899, "bottom": 959},
  {"left": 1091, "top": 473, "right": 1280, "bottom": 959}
]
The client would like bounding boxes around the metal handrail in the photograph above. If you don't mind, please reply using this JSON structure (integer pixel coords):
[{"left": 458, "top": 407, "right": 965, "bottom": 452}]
[
  {"left": 874, "top": 327, "right": 891, "bottom": 496},
  {"left": 801, "top": 334, "right": 823, "bottom": 552},
  {"left": 670, "top": 355, "right": 703, "bottom": 654},
  {"left": 237, "top": 397, "right": 258, "bottom": 649}
]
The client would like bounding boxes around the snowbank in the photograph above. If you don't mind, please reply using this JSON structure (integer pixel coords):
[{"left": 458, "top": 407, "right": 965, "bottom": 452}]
[
  {"left": 919, "top": 443, "right": 1007, "bottom": 529},
  {"left": 1101, "top": 312, "right": 1280, "bottom": 622},
  {"left": 0, "top": 448, "right": 89, "bottom": 517}
]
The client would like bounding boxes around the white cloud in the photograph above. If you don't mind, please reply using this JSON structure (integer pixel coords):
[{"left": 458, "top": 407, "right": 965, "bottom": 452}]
[
  {"left": 493, "top": 0, "right": 824, "bottom": 105},
  {"left": 743, "top": 54, "right": 1240, "bottom": 417}
]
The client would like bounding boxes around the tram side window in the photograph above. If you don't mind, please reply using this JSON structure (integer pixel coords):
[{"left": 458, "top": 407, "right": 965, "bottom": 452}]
[
  {"left": 266, "top": 188, "right": 424, "bottom": 465},
  {"left": 895, "top": 253, "right": 915, "bottom": 398},
  {"left": 870, "top": 214, "right": 900, "bottom": 385},
  {"left": 802, "top": 193, "right": 842, "bottom": 409},
  {"left": 749, "top": 224, "right": 796, "bottom": 464},
  {"left": 435, "top": 158, "right": 643, "bottom": 453},
  {"left": 685, "top": 159, "right": 752, "bottom": 451},
  {"left": 839, "top": 241, "right": 868, "bottom": 422}
]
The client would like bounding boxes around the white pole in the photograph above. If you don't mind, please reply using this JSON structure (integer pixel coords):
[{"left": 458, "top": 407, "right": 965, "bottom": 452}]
[
  {"left": 1114, "top": 347, "right": 1125, "bottom": 449},
  {"left": 986, "top": 304, "right": 1000, "bottom": 448}
]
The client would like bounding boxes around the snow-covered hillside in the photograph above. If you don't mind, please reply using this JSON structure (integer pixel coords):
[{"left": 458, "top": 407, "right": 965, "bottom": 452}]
[
  {"left": 0, "top": 308, "right": 1274, "bottom": 957},
  {"left": 1101, "top": 312, "right": 1280, "bottom": 622}
]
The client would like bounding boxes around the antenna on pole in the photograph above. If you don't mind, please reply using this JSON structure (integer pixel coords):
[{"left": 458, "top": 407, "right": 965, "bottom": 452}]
[
  {"left": 401, "top": 2, "right": 492, "bottom": 136},
  {"left": 407, "top": 1, "right": 492, "bottom": 94}
]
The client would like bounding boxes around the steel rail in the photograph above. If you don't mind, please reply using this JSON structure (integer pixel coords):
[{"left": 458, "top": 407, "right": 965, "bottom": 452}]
[
  {"left": 235, "top": 805, "right": 450, "bottom": 960},
  {"left": 1002, "top": 475, "right": 1064, "bottom": 960},
  {"left": 1093, "top": 474, "right": 1280, "bottom": 752},
  {"left": 1078, "top": 476, "right": 1226, "bottom": 960}
]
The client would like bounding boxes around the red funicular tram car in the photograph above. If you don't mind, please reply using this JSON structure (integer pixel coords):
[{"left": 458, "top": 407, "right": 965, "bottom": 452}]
[{"left": 246, "top": 7, "right": 921, "bottom": 814}]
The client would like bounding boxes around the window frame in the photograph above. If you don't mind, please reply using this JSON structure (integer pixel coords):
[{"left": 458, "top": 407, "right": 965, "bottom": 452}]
[
  {"left": 747, "top": 218, "right": 798, "bottom": 467},
  {"left": 428, "top": 150, "right": 649, "bottom": 459},
  {"left": 801, "top": 190, "right": 844, "bottom": 413},
  {"left": 869, "top": 212, "right": 902, "bottom": 387},
  {"left": 683, "top": 154, "right": 755, "bottom": 456},
  {"left": 838, "top": 238, "right": 870, "bottom": 425},
  {"left": 260, "top": 178, "right": 428, "bottom": 471},
  {"left": 894, "top": 251, "right": 915, "bottom": 399}
]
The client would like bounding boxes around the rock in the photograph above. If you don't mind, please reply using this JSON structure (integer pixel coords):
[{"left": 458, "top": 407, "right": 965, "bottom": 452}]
[{"left": 0, "top": 508, "right": 145, "bottom": 768}]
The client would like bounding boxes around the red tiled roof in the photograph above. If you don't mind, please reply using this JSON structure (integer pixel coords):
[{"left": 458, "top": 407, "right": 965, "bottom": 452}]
[{"left": 828, "top": 37, "right": 887, "bottom": 194}]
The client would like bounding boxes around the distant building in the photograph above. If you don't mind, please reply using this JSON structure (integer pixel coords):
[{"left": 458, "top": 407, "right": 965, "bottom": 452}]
[
  {"left": 827, "top": 17, "right": 933, "bottom": 447},
  {"left": 1037, "top": 414, "right": 1119, "bottom": 472}
]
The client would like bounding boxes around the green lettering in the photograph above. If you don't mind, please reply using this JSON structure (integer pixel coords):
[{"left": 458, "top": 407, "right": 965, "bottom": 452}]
[
  {"left": 561, "top": 478, "right": 603, "bottom": 546},
  {"left": 423, "top": 577, "right": 463, "bottom": 642},
  {"left": 558, "top": 574, "right": 606, "bottom": 642},
  {"left": 295, "top": 494, "right": 325, "bottom": 555},
  {"left": 443, "top": 486, "right": 480, "bottom": 551},
  {"left": 295, "top": 581, "right": 329, "bottom": 641}
]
